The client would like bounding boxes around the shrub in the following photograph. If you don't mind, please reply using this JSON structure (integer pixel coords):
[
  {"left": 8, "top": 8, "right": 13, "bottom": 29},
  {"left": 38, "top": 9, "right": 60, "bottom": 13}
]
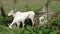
[{"left": 0, "top": 16, "right": 12, "bottom": 26}]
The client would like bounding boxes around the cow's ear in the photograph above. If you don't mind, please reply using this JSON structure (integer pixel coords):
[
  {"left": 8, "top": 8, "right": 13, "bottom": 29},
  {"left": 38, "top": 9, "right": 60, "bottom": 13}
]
[{"left": 14, "top": 9, "right": 17, "bottom": 13}]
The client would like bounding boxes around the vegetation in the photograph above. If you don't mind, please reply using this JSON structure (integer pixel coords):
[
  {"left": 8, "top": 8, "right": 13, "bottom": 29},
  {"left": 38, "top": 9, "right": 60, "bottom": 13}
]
[{"left": 0, "top": 0, "right": 60, "bottom": 34}]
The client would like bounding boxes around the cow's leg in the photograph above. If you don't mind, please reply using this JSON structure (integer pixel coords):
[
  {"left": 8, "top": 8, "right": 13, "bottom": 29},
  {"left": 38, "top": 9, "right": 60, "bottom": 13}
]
[
  {"left": 29, "top": 12, "right": 35, "bottom": 28},
  {"left": 30, "top": 18, "right": 34, "bottom": 28},
  {"left": 9, "top": 20, "right": 15, "bottom": 28},
  {"left": 22, "top": 21, "right": 25, "bottom": 28},
  {"left": 16, "top": 21, "right": 20, "bottom": 28}
]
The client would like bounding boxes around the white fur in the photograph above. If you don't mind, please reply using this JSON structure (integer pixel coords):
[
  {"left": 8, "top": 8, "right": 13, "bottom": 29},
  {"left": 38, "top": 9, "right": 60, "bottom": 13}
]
[
  {"left": 8, "top": 10, "right": 35, "bottom": 28},
  {"left": 39, "top": 15, "right": 47, "bottom": 25}
]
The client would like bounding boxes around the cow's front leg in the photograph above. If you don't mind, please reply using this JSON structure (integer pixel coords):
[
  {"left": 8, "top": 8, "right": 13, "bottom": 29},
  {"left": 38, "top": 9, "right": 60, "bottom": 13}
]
[{"left": 9, "top": 20, "right": 15, "bottom": 28}]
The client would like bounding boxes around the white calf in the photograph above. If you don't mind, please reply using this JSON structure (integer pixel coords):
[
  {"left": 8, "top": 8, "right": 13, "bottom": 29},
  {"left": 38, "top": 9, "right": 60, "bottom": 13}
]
[
  {"left": 8, "top": 10, "right": 35, "bottom": 28},
  {"left": 14, "top": 11, "right": 35, "bottom": 27}
]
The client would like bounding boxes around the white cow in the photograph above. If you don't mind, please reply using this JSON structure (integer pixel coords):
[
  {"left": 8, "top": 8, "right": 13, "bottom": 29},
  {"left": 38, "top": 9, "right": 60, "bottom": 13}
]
[
  {"left": 8, "top": 10, "right": 35, "bottom": 28},
  {"left": 39, "top": 15, "right": 47, "bottom": 25}
]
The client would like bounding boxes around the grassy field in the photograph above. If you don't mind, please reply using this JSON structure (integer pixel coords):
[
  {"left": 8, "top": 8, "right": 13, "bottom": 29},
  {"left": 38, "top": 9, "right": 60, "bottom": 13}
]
[
  {"left": 0, "top": 0, "right": 60, "bottom": 34},
  {"left": 0, "top": 0, "right": 46, "bottom": 14},
  {"left": 0, "top": 0, "right": 60, "bottom": 14}
]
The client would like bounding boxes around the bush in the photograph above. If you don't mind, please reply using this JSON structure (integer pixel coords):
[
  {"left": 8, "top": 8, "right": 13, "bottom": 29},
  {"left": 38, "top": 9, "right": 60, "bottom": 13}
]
[
  {"left": 0, "top": 16, "right": 12, "bottom": 26},
  {"left": 50, "top": 14, "right": 60, "bottom": 27}
]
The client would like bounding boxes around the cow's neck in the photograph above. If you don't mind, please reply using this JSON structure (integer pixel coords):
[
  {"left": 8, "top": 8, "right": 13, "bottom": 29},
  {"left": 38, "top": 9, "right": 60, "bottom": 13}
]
[{"left": 12, "top": 13, "right": 16, "bottom": 17}]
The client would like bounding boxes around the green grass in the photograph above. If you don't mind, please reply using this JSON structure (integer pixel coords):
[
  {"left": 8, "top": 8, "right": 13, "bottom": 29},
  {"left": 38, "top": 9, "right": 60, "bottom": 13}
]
[
  {"left": 0, "top": 0, "right": 60, "bottom": 14},
  {"left": 0, "top": 0, "right": 60, "bottom": 34},
  {"left": 48, "top": 0, "right": 60, "bottom": 11},
  {"left": 0, "top": 24, "right": 60, "bottom": 34}
]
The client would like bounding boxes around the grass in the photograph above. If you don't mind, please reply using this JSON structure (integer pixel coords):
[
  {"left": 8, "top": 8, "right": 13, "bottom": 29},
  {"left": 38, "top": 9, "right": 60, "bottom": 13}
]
[
  {"left": 0, "top": 0, "right": 60, "bottom": 34},
  {"left": 48, "top": 0, "right": 60, "bottom": 11},
  {"left": 0, "top": 0, "right": 60, "bottom": 14},
  {"left": 0, "top": 0, "right": 60, "bottom": 13},
  {"left": 0, "top": 24, "right": 60, "bottom": 34}
]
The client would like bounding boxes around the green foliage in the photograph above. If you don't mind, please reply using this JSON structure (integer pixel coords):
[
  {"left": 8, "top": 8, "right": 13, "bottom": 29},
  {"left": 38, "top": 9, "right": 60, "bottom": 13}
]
[
  {"left": 50, "top": 14, "right": 60, "bottom": 27},
  {"left": 0, "top": 16, "right": 12, "bottom": 26},
  {"left": 0, "top": 25, "right": 60, "bottom": 34},
  {"left": 13, "top": 0, "right": 17, "bottom": 3},
  {"left": 0, "top": 0, "right": 60, "bottom": 34}
]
